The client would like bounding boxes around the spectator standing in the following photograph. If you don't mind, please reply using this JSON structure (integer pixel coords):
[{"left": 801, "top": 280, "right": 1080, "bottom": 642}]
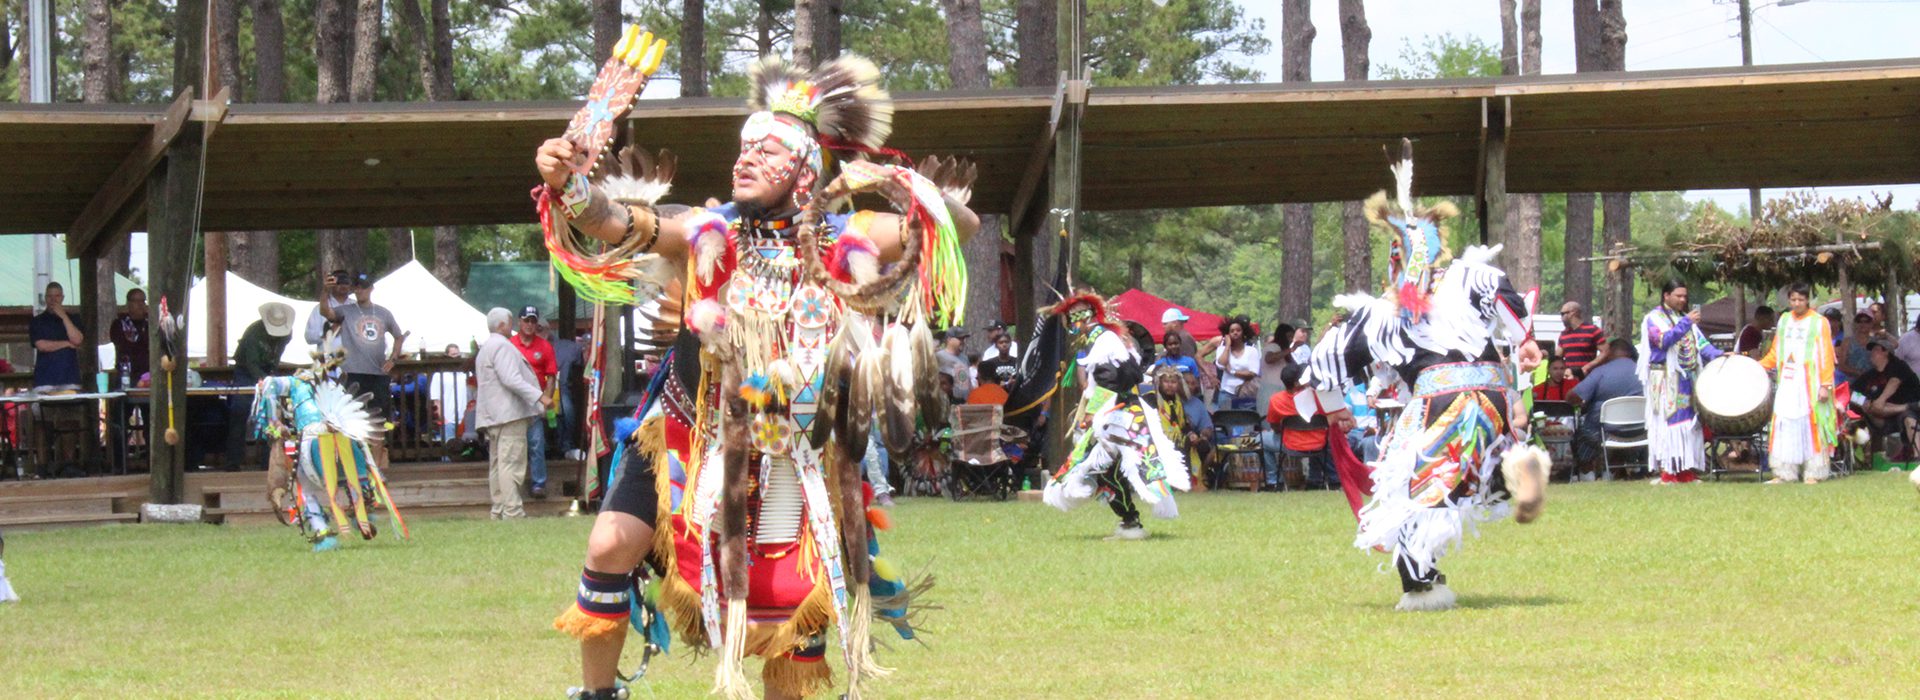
[
  {"left": 513, "top": 307, "right": 560, "bottom": 498},
  {"left": 551, "top": 325, "right": 585, "bottom": 461},
  {"left": 1151, "top": 335, "right": 1202, "bottom": 379},
  {"left": 935, "top": 329, "right": 973, "bottom": 401},
  {"left": 429, "top": 346, "right": 473, "bottom": 443},
  {"left": 1162, "top": 308, "right": 1218, "bottom": 396},
  {"left": 476, "top": 308, "right": 550, "bottom": 519},
  {"left": 1557, "top": 302, "right": 1606, "bottom": 378},
  {"left": 304, "top": 270, "right": 355, "bottom": 356},
  {"left": 316, "top": 272, "right": 405, "bottom": 424},
  {"left": 980, "top": 322, "right": 1019, "bottom": 363},
  {"left": 1736, "top": 306, "right": 1776, "bottom": 357},
  {"left": 1211, "top": 317, "right": 1261, "bottom": 410},
  {"left": 30, "top": 282, "right": 85, "bottom": 392},
  {"left": 107, "top": 289, "right": 149, "bottom": 389},
  {"left": 1287, "top": 325, "right": 1312, "bottom": 365},
  {"left": 1256, "top": 325, "right": 1293, "bottom": 412},
  {"left": 1569, "top": 339, "right": 1645, "bottom": 480},
  {"left": 225, "top": 302, "right": 294, "bottom": 470}
]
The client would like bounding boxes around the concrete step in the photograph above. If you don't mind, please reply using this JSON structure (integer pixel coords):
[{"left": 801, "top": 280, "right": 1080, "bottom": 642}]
[{"left": 0, "top": 511, "right": 141, "bottom": 530}]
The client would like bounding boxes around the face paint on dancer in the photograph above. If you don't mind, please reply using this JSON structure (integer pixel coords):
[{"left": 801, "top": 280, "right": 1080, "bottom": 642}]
[{"left": 731, "top": 112, "right": 820, "bottom": 215}]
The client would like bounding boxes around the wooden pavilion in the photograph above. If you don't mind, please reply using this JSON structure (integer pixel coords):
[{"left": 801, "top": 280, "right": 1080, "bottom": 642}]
[{"left": 2, "top": 56, "right": 1917, "bottom": 528}]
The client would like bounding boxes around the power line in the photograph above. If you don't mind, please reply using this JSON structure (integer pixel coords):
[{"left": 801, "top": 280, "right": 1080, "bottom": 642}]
[
  {"left": 1757, "top": 13, "right": 1829, "bottom": 61},
  {"left": 1633, "top": 12, "right": 1741, "bottom": 49}
]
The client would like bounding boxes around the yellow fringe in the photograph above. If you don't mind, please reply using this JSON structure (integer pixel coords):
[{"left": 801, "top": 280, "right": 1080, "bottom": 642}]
[
  {"left": 552, "top": 605, "right": 626, "bottom": 642},
  {"left": 655, "top": 566, "right": 711, "bottom": 649},
  {"left": 763, "top": 654, "right": 833, "bottom": 699}
]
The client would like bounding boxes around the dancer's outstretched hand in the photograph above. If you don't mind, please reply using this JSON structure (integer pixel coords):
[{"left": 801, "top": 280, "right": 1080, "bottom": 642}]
[{"left": 535, "top": 138, "right": 581, "bottom": 189}]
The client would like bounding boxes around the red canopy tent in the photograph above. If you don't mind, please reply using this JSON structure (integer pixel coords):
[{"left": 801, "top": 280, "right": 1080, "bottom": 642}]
[{"left": 1109, "top": 289, "right": 1227, "bottom": 343}]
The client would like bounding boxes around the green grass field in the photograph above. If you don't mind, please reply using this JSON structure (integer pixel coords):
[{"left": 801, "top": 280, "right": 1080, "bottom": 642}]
[{"left": 4, "top": 473, "right": 1919, "bottom": 699}]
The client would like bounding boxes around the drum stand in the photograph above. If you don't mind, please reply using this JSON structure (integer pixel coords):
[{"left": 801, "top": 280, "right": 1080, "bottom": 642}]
[{"left": 1704, "top": 431, "right": 1768, "bottom": 480}]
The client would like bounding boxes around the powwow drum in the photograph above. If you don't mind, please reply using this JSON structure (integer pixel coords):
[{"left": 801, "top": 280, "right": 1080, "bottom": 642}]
[{"left": 1694, "top": 355, "right": 1774, "bottom": 437}]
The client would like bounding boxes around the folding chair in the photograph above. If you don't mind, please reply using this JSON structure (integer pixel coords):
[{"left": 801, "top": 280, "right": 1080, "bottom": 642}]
[
  {"left": 1598, "top": 396, "right": 1649, "bottom": 479},
  {"left": 944, "top": 404, "right": 1022, "bottom": 501},
  {"left": 1209, "top": 409, "right": 1265, "bottom": 491}
]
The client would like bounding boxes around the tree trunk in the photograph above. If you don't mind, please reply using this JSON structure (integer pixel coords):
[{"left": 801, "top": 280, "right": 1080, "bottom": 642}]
[
  {"left": 591, "top": 0, "right": 621, "bottom": 64},
  {"left": 397, "top": 0, "right": 461, "bottom": 290},
  {"left": 16, "top": 1, "right": 32, "bottom": 102},
  {"left": 1510, "top": 0, "right": 1543, "bottom": 295},
  {"left": 85, "top": 0, "right": 119, "bottom": 365},
  {"left": 1015, "top": 0, "right": 1057, "bottom": 88},
  {"left": 681, "top": 0, "right": 708, "bottom": 97},
  {"left": 1598, "top": 0, "right": 1631, "bottom": 335},
  {"left": 83, "top": 0, "right": 114, "bottom": 102},
  {"left": 817, "top": 0, "right": 842, "bottom": 63},
  {"left": 942, "top": 0, "right": 1000, "bottom": 344},
  {"left": 251, "top": 0, "right": 287, "bottom": 102},
  {"left": 387, "top": 228, "right": 414, "bottom": 273},
  {"left": 794, "top": 0, "right": 816, "bottom": 68},
  {"left": 1279, "top": 0, "right": 1315, "bottom": 325},
  {"left": 1564, "top": 0, "right": 1601, "bottom": 313},
  {"left": 1564, "top": 193, "right": 1595, "bottom": 311},
  {"left": 1011, "top": 0, "right": 1057, "bottom": 336},
  {"left": 1338, "top": 0, "right": 1370, "bottom": 294},
  {"left": 213, "top": 0, "right": 241, "bottom": 98},
  {"left": 317, "top": 0, "right": 363, "bottom": 286},
  {"left": 755, "top": 2, "right": 774, "bottom": 58},
  {"left": 1499, "top": 0, "right": 1518, "bottom": 76},
  {"left": 350, "top": 0, "right": 382, "bottom": 103},
  {"left": 233, "top": 0, "right": 286, "bottom": 292}
]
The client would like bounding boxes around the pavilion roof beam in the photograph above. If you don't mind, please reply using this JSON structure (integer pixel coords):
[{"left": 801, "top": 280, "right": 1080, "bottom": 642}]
[{"left": 64, "top": 88, "right": 196, "bottom": 259}]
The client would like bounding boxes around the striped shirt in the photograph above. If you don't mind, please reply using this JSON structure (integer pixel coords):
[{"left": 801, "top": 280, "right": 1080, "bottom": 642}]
[{"left": 1558, "top": 323, "right": 1605, "bottom": 373}]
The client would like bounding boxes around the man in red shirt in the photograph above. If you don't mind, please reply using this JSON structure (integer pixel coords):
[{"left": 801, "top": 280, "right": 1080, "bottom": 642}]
[
  {"left": 1557, "top": 302, "right": 1606, "bottom": 379},
  {"left": 514, "top": 306, "right": 559, "bottom": 497},
  {"left": 1267, "top": 365, "right": 1353, "bottom": 490}
]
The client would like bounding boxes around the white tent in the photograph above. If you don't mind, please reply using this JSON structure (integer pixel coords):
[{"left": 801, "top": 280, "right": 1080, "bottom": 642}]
[
  {"left": 96, "top": 272, "right": 317, "bottom": 370},
  {"left": 374, "top": 260, "right": 488, "bottom": 357}
]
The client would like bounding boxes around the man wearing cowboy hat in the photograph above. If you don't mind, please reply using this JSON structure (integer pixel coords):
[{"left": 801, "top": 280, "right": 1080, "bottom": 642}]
[{"left": 226, "top": 302, "right": 296, "bottom": 470}]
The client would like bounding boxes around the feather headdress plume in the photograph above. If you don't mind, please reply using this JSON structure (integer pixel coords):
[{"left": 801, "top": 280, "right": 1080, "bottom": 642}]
[
  {"left": 1363, "top": 138, "right": 1459, "bottom": 323},
  {"left": 748, "top": 55, "right": 894, "bottom": 152},
  {"left": 1044, "top": 293, "right": 1127, "bottom": 339}
]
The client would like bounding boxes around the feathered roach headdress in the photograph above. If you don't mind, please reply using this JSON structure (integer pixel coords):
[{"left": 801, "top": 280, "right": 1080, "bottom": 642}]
[
  {"left": 1044, "top": 293, "right": 1128, "bottom": 339},
  {"left": 1366, "top": 138, "right": 1460, "bottom": 323},
  {"left": 742, "top": 55, "right": 896, "bottom": 188}
]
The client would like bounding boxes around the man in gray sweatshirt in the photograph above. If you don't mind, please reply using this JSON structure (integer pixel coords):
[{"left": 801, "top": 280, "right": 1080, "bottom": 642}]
[{"left": 474, "top": 307, "right": 551, "bottom": 519}]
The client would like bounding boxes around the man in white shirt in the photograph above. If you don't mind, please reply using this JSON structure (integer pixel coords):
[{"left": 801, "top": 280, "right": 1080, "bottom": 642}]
[
  {"left": 304, "top": 269, "right": 355, "bottom": 348},
  {"left": 474, "top": 308, "right": 551, "bottom": 519}
]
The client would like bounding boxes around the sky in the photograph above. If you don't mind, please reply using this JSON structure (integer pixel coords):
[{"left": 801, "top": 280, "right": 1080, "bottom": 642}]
[
  {"left": 1236, "top": 0, "right": 1920, "bottom": 214},
  {"left": 122, "top": 0, "right": 1920, "bottom": 283}
]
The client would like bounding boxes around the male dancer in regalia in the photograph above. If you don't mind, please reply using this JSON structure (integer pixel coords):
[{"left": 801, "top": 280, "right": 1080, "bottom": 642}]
[
  {"left": 1307, "top": 141, "right": 1551, "bottom": 611},
  {"left": 537, "top": 30, "right": 975, "bottom": 700}
]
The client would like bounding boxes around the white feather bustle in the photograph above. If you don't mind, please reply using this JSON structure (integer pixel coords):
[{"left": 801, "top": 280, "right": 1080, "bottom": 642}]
[
  {"left": 598, "top": 175, "right": 673, "bottom": 206},
  {"left": 686, "top": 212, "right": 730, "bottom": 285}
]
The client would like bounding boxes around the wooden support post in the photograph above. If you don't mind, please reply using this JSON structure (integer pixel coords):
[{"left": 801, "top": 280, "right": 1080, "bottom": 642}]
[
  {"left": 1477, "top": 98, "right": 1510, "bottom": 249},
  {"left": 204, "top": 230, "right": 228, "bottom": 366},
  {"left": 78, "top": 254, "right": 103, "bottom": 471},
  {"left": 1042, "top": 0, "right": 1086, "bottom": 475},
  {"left": 149, "top": 0, "right": 206, "bottom": 505}
]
